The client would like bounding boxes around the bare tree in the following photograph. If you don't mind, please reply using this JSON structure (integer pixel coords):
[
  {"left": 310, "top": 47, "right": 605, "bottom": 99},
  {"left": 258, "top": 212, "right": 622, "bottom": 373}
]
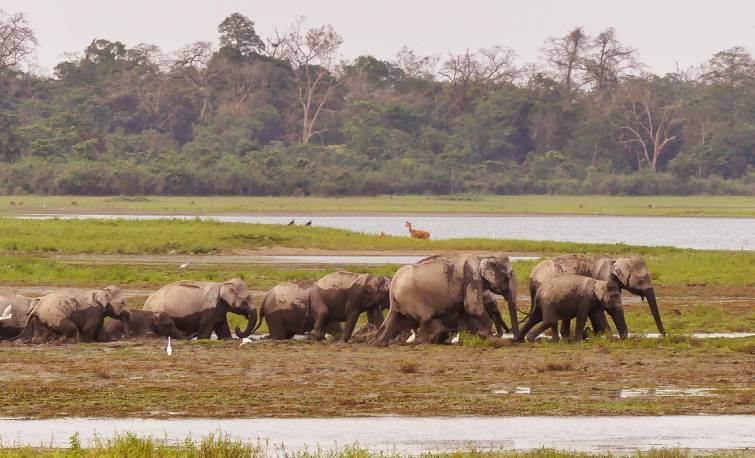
[
  {"left": 172, "top": 42, "right": 217, "bottom": 122},
  {"left": 582, "top": 28, "right": 640, "bottom": 93},
  {"left": 614, "top": 79, "right": 685, "bottom": 172},
  {"left": 0, "top": 10, "right": 37, "bottom": 72},
  {"left": 125, "top": 44, "right": 171, "bottom": 125},
  {"left": 394, "top": 46, "right": 438, "bottom": 79},
  {"left": 439, "top": 46, "right": 517, "bottom": 111},
  {"left": 273, "top": 18, "right": 343, "bottom": 144},
  {"left": 542, "top": 26, "right": 589, "bottom": 93}
]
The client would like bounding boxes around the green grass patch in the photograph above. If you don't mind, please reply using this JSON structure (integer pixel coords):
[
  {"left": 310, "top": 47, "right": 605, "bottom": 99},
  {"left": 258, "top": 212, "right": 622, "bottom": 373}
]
[{"left": 2, "top": 195, "right": 753, "bottom": 217}]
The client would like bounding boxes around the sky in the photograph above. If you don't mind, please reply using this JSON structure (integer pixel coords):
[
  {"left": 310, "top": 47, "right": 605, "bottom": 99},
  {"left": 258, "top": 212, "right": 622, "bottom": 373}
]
[{"left": 3, "top": 0, "right": 754, "bottom": 75}]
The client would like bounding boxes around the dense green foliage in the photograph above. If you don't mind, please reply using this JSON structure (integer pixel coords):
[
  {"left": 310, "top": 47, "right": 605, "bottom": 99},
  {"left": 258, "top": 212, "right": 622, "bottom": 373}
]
[{"left": 0, "top": 13, "right": 753, "bottom": 195}]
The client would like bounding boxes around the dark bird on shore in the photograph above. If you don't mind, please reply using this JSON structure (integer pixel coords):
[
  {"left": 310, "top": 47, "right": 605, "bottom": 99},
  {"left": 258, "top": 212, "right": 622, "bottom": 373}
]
[
  {"left": 305, "top": 220, "right": 312, "bottom": 226},
  {"left": 288, "top": 219, "right": 295, "bottom": 225}
]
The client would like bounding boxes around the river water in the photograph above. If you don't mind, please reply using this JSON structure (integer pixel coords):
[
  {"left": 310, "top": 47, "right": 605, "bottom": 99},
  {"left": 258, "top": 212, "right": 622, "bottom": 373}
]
[
  {"left": 23, "top": 214, "right": 755, "bottom": 250},
  {"left": 0, "top": 416, "right": 752, "bottom": 453}
]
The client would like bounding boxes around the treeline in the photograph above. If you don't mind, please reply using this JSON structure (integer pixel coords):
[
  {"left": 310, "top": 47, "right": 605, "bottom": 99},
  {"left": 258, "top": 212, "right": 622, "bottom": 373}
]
[{"left": 0, "top": 11, "right": 753, "bottom": 195}]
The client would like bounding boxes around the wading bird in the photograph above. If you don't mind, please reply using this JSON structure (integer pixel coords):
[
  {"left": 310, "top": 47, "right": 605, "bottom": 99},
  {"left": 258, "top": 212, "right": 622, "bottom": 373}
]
[
  {"left": 179, "top": 263, "right": 189, "bottom": 270},
  {"left": 406, "top": 329, "right": 416, "bottom": 343},
  {"left": 166, "top": 336, "right": 172, "bottom": 356},
  {"left": 288, "top": 219, "right": 295, "bottom": 225},
  {"left": 305, "top": 220, "right": 312, "bottom": 226}
]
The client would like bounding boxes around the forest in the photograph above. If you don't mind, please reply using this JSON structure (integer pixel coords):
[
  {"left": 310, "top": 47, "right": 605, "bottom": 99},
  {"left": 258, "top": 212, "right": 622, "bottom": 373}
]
[{"left": 0, "top": 11, "right": 753, "bottom": 196}]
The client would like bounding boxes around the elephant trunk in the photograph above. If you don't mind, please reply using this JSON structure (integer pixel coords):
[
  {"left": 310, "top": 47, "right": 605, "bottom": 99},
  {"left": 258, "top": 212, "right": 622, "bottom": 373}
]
[
  {"left": 235, "top": 307, "right": 258, "bottom": 339},
  {"left": 645, "top": 288, "right": 665, "bottom": 336},
  {"left": 607, "top": 308, "right": 629, "bottom": 340},
  {"left": 505, "top": 276, "right": 520, "bottom": 340}
]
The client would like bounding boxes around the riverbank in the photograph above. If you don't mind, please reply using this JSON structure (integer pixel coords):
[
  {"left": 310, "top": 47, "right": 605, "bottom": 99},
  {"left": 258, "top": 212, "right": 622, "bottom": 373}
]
[{"left": 2, "top": 195, "right": 753, "bottom": 217}]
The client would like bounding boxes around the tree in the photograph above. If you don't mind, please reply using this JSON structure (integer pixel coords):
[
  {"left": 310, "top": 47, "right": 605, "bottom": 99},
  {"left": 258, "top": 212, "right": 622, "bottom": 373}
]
[
  {"left": 439, "top": 46, "right": 517, "bottom": 111},
  {"left": 0, "top": 10, "right": 37, "bottom": 72},
  {"left": 613, "top": 77, "right": 685, "bottom": 172},
  {"left": 582, "top": 28, "right": 640, "bottom": 94},
  {"left": 218, "top": 13, "right": 265, "bottom": 57},
  {"left": 542, "top": 27, "right": 588, "bottom": 93},
  {"left": 273, "top": 19, "right": 343, "bottom": 144},
  {"left": 172, "top": 42, "right": 217, "bottom": 122},
  {"left": 394, "top": 46, "right": 438, "bottom": 80},
  {"left": 701, "top": 47, "right": 754, "bottom": 88}
]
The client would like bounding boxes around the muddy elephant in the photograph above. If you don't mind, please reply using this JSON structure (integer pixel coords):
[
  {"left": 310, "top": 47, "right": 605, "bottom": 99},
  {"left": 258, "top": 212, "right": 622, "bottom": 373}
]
[
  {"left": 252, "top": 280, "right": 343, "bottom": 340},
  {"left": 143, "top": 278, "right": 256, "bottom": 340},
  {"left": 529, "top": 254, "right": 665, "bottom": 336},
  {"left": 0, "top": 292, "right": 37, "bottom": 339},
  {"left": 104, "top": 309, "right": 188, "bottom": 340},
  {"left": 374, "top": 253, "right": 519, "bottom": 345},
  {"left": 309, "top": 271, "right": 391, "bottom": 342},
  {"left": 16, "top": 286, "right": 130, "bottom": 343},
  {"left": 520, "top": 274, "right": 627, "bottom": 342}
]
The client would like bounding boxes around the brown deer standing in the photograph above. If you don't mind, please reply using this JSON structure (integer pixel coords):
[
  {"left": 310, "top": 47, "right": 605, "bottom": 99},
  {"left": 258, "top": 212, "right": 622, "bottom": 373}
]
[{"left": 405, "top": 221, "right": 430, "bottom": 240}]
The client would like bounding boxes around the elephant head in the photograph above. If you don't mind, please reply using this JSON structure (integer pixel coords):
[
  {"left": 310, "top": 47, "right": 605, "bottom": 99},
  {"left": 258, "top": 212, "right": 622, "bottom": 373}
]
[
  {"left": 475, "top": 253, "right": 519, "bottom": 340},
  {"left": 219, "top": 278, "right": 257, "bottom": 338},
  {"left": 363, "top": 275, "right": 392, "bottom": 311},
  {"left": 594, "top": 281, "right": 628, "bottom": 339},
  {"left": 94, "top": 285, "right": 131, "bottom": 333},
  {"left": 611, "top": 255, "right": 665, "bottom": 336}
]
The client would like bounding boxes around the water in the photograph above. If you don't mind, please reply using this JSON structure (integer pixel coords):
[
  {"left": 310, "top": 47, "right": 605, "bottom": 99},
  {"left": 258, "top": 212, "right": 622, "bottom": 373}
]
[
  {"left": 0, "top": 416, "right": 752, "bottom": 453},
  {"left": 23, "top": 214, "right": 754, "bottom": 250}
]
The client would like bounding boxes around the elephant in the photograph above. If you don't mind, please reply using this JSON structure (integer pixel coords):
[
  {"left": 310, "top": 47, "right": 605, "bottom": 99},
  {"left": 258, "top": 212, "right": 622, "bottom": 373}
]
[
  {"left": 104, "top": 309, "right": 188, "bottom": 340},
  {"left": 309, "top": 271, "right": 391, "bottom": 342},
  {"left": 252, "top": 280, "right": 343, "bottom": 340},
  {"left": 441, "top": 291, "right": 511, "bottom": 337},
  {"left": 0, "top": 292, "right": 37, "bottom": 339},
  {"left": 528, "top": 254, "right": 665, "bottom": 337},
  {"left": 16, "top": 286, "right": 130, "bottom": 343},
  {"left": 374, "top": 252, "right": 519, "bottom": 345},
  {"left": 143, "top": 278, "right": 256, "bottom": 340},
  {"left": 519, "top": 274, "right": 628, "bottom": 342}
]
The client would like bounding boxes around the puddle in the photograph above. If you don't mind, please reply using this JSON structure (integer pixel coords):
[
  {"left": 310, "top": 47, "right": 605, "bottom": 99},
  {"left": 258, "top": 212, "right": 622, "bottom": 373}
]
[
  {"left": 0, "top": 416, "right": 752, "bottom": 452},
  {"left": 21, "top": 213, "right": 755, "bottom": 250},
  {"left": 619, "top": 388, "right": 716, "bottom": 398}
]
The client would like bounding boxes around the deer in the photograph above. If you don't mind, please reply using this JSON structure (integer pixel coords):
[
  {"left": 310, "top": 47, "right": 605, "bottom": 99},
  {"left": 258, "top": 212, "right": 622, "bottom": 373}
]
[{"left": 405, "top": 221, "right": 430, "bottom": 240}]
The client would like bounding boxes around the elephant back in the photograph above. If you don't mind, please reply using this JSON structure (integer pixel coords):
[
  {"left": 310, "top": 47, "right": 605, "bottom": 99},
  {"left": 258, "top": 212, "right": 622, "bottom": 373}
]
[
  {"left": 530, "top": 254, "right": 600, "bottom": 287},
  {"left": 314, "top": 271, "right": 359, "bottom": 291},
  {"left": 263, "top": 281, "right": 313, "bottom": 314},
  {"left": 144, "top": 281, "right": 220, "bottom": 318},
  {"left": 33, "top": 291, "right": 92, "bottom": 327}
]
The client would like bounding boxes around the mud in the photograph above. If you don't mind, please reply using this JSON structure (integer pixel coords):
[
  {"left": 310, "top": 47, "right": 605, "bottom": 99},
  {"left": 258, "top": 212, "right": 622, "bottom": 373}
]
[
  {"left": 21, "top": 213, "right": 755, "bottom": 250},
  {"left": 0, "top": 416, "right": 752, "bottom": 453}
]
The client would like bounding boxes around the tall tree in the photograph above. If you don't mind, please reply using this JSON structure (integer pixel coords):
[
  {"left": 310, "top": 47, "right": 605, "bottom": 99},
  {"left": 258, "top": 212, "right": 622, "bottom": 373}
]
[
  {"left": 439, "top": 46, "right": 517, "bottom": 111},
  {"left": 172, "top": 42, "right": 218, "bottom": 122},
  {"left": 542, "top": 27, "right": 588, "bottom": 93},
  {"left": 273, "top": 19, "right": 343, "bottom": 144},
  {"left": 218, "top": 13, "right": 265, "bottom": 57},
  {"left": 582, "top": 28, "right": 639, "bottom": 94},
  {"left": 0, "top": 10, "right": 36, "bottom": 72}
]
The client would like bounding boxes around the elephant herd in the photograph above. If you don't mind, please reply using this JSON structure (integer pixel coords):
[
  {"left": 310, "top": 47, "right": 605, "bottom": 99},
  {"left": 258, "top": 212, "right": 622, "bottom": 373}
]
[{"left": 0, "top": 252, "right": 666, "bottom": 345}]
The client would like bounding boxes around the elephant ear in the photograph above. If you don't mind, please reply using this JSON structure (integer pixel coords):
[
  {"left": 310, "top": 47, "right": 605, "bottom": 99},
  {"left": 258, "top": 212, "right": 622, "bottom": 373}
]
[
  {"left": 611, "top": 259, "right": 631, "bottom": 287},
  {"left": 219, "top": 281, "right": 238, "bottom": 307},
  {"left": 462, "top": 258, "right": 485, "bottom": 317},
  {"left": 92, "top": 289, "right": 111, "bottom": 308},
  {"left": 360, "top": 274, "right": 381, "bottom": 296}
]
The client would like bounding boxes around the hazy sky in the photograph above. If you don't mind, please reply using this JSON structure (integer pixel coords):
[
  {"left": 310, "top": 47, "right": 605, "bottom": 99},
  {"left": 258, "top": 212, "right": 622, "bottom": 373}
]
[{"left": 4, "top": 0, "right": 754, "bottom": 75}]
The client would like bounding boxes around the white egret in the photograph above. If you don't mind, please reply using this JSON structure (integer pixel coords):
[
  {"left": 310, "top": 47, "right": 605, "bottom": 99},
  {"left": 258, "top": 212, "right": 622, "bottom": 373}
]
[
  {"left": 406, "top": 329, "right": 416, "bottom": 343},
  {"left": 451, "top": 333, "right": 460, "bottom": 344},
  {"left": 166, "top": 336, "right": 172, "bottom": 356},
  {"left": 179, "top": 263, "right": 189, "bottom": 269},
  {"left": 0, "top": 305, "right": 12, "bottom": 321}
]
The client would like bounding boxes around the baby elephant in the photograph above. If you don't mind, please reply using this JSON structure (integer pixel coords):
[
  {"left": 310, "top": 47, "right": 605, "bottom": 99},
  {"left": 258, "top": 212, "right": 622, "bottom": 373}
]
[
  {"left": 104, "top": 309, "right": 188, "bottom": 340},
  {"left": 519, "top": 275, "right": 627, "bottom": 342}
]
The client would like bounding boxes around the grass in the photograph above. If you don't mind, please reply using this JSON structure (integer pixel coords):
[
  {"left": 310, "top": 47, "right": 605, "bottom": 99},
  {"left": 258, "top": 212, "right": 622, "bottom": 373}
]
[
  {"left": 1, "top": 195, "right": 753, "bottom": 217},
  {"left": 0, "top": 218, "right": 753, "bottom": 287},
  {"left": 0, "top": 434, "right": 739, "bottom": 457},
  {"left": 1, "top": 337, "right": 752, "bottom": 419}
]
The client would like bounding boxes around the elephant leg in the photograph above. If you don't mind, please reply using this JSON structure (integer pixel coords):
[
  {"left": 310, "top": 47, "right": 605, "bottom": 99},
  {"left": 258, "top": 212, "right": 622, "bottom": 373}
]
[
  {"left": 308, "top": 292, "right": 329, "bottom": 340},
  {"left": 196, "top": 311, "right": 217, "bottom": 340},
  {"left": 266, "top": 316, "right": 287, "bottom": 340},
  {"left": 428, "top": 319, "right": 451, "bottom": 344},
  {"left": 374, "top": 310, "right": 414, "bottom": 346},
  {"left": 550, "top": 323, "right": 560, "bottom": 343},
  {"left": 56, "top": 318, "right": 80, "bottom": 343},
  {"left": 518, "top": 308, "right": 542, "bottom": 342},
  {"left": 589, "top": 310, "right": 611, "bottom": 336},
  {"left": 80, "top": 310, "right": 105, "bottom": 342},
  {"left": 214, "top": 316, "right": 233, "bottom": 340},
  {"left": 341, "top": 311, "right": 361, "bottom": 343},
  {"left": 560, "top": 319, "right": 571, "bottom": 339},
  {"left": 526, "top": 321, "right": 551, "bottom": 343},
  {"left": 572, "top": 310, "right": 590, "bottom": 342}
]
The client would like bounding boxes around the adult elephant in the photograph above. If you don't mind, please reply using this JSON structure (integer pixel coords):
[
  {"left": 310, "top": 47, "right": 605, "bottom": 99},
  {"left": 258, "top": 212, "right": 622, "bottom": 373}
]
[
  {"left": 309, "top": 271, "right": 391, "bottom": 342},
  {"left": 16, "top": 286, "right": 130, "bottom": 343},
  {"left": 374, "top": 253, "right": 519, "bottom": 345},
  {"left": 104, "top": 309, "right": 188, "bottom": 340},
  {"left": 442, "top": 291, "right": 511, "bottom": 337},
  {"left": 0, "top": 292, "right": 37, "bottom": 339},
  {"left": 143, "top": 278, "right": 256, "bottom": 340},
  {"left": 528, "top": 254, "right": 665, "bottom": 336}
]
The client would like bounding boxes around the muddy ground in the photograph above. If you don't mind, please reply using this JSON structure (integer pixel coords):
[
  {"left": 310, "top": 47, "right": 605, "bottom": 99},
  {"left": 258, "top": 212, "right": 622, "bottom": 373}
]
[{"left": 1, "top": 334, "right": 753, "bottom": 419}]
